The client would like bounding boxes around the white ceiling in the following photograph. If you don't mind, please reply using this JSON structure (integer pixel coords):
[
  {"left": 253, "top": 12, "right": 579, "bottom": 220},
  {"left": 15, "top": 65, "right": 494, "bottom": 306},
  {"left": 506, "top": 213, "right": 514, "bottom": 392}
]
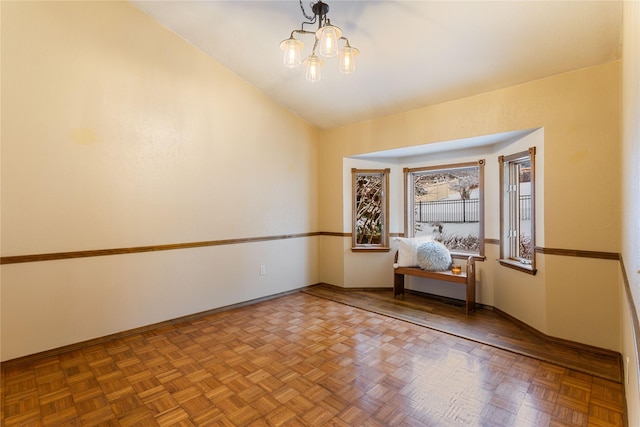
[{"left": 130, "top": 0, "right": 622, "bottom": 130}]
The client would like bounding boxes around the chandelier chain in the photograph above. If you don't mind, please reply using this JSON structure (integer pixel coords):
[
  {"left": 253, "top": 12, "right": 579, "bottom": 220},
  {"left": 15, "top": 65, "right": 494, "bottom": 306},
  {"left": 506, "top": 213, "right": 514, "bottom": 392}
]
[{"left": 299, "top": 0, "right": 315, "bottom": 22}]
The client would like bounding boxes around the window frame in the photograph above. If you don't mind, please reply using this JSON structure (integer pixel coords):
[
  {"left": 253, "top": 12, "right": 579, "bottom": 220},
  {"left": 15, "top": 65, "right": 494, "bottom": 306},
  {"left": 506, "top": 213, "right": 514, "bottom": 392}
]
[
  {"left": 498, "top": 147, "right": 537, "bottom": 275},
  {"left": 351, "top": 168, "right": 390, "bottom": 252},
  {"left": 404, "top": 160, "right": 485, "bottom": 257}
]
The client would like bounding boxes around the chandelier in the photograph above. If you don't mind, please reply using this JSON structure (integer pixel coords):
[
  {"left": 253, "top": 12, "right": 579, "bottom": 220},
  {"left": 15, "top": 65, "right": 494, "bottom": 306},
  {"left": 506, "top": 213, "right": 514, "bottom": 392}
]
[{"left": 280, "top": 0, "right": 359, "bottom": 82}]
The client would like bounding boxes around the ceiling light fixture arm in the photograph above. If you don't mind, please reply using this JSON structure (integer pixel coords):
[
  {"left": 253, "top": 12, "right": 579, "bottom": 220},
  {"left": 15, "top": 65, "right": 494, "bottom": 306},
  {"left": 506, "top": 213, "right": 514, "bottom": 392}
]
[{"left": 340, "top": 36, "right": 353, "bottom": 48}]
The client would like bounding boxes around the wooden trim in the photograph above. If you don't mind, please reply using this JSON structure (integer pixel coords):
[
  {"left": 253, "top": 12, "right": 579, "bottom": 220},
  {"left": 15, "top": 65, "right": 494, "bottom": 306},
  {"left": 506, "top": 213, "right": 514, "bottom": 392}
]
[
  {"left": 405, "top": 160, "right": 482, "bottom": 174},
  {"left": 1, "top": 232, "right": 624, "bottom": 265},
  {"left": 488, "top": 239, "right": 619, "bottom": 262},
  {"left": 312, "top": 283, "right": 394, "bottom": 293},
  {"left": 498, "top": 154, "right": 506, "bottom": 259},
  {"left": 0, "top": 285, "right": 320, "bottom": 367},
  {"left": 529, "top": 147, "right": 537, "bottom": 271},
  {"left": 0, "top": 232, "right": 322, "bottom": 265},
  {"left": 535, "top": 246, "right": 620, "bottom": 260},
  {"left": 498, "top": 258, "right": 537, "bottom": 275},
  {"left": 317, "top": 231, "right": 351, "bottom": 237},
  {"left": 478, "top": 159, "right": 485, "bottom": 257},
  {"left": 351, "top": 247, "right": 391, "bottom": 253},
  {"left": 384, "top": 169, "right": 390, "bottom": 247},
  {"left": 619, "top": 256, "right": 640, "bottom": 396},
  {"left": 351, "top": 168, "right": 358, "bottom": 249},
  {"left": 493, "top": 306, "right": 623, "bottom": 361},
  {"left": 403, "top": 167, "right": 409, "bottom": 237}
]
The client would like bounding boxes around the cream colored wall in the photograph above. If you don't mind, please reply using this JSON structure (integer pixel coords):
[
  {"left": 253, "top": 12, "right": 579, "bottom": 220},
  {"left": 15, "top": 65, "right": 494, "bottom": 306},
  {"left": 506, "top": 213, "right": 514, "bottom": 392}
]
[
  {"left": 318, "top": 62, "right": 621, "bottom": 350},
  {"left": 621, "top": 0, "right": 640, "bottom": 423},
  {"left": 0, "top": 1, "right": 319, "bottom": 361}
]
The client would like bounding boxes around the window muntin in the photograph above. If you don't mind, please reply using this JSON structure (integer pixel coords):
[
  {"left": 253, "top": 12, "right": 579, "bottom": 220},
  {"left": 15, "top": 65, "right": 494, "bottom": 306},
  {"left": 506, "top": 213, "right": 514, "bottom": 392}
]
[
  {"left": 499, "top": 147, "right": 536, "bottom": 274},
  {"left": 404, "top": 160, "right": 485, "bottom": 256},
  {"left": 352, "top": 168, "right": 390, "bottom": 251}
]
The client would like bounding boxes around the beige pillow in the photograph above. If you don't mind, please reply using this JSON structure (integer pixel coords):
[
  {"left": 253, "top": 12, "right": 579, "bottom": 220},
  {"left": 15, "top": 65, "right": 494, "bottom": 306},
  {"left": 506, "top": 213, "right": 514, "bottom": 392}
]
[{"left": 396, "top": 236, "right": 433, "bottom": 267}]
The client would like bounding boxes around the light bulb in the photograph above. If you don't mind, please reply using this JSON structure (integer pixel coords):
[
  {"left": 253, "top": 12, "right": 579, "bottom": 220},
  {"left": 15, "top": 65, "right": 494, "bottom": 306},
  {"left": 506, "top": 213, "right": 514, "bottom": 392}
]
[
  {"left": 316, "top": 25, "right": 342, "bottom": 58},
  {"left": 279, "top": 38, "right": 303, "bottom": 68},
  {"left": 339, "top": 46, "right": 359, "bottom": 74},
  {"left": 304, "top": 55, "right": 324, "bottom": 82}
]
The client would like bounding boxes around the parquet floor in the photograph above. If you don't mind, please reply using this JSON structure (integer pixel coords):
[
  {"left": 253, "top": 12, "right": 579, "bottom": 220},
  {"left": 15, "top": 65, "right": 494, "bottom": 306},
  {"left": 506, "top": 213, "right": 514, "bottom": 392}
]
[
  {"left": 302, "top": 285, "right": 623, "bottom": 383},
  {"left": 1, "top": 290, "right": 626, "bottom": 426}
]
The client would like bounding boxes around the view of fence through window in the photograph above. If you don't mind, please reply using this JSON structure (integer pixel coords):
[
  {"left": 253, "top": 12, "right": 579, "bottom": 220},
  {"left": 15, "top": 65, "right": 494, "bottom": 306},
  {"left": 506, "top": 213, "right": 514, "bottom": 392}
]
[{"left": 412, "top": 165, "right": 481, "bottom": 253}]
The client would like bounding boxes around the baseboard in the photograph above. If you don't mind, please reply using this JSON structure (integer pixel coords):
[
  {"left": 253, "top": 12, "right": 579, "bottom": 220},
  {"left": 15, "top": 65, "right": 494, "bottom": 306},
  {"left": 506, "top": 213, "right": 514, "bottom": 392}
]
[
  {"left": 1, "top": 285, "right": 319, "bottom": 369},
  {"left": 492, "top": 306, "right": 622, "bottom": 361}
]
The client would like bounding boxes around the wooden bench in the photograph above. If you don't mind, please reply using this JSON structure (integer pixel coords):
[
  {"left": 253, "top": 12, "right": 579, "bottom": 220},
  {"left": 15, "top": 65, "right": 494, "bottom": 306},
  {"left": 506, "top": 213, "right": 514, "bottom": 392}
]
[{"left": 393, "top": 252, "right": 476, "bottom": 315}]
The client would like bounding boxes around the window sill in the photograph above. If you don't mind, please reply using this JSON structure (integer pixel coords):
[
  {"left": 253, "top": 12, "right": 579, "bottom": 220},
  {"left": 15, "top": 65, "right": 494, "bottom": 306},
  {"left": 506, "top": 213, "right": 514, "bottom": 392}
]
[
  {"left": 498, "top": 259, "right": 537, "bottom": 275},
  {"left": 351, "top": 247, "right": 391, "bottom": 253}
]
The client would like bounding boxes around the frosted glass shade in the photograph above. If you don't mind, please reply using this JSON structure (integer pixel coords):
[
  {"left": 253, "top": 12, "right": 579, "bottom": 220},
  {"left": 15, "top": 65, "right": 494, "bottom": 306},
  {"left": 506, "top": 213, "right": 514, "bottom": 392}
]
[
  {"left": 316, "top": 25, "right": 342, "bottom": 58},
  {"left": 280, "top": 38, "right": 304, "bottom": 68},
  {"left": 303, "top": 55, "right": 324, "bottom": 82},
  {"left": 339, "top": 46, "right": 359, "bottom": 74}
]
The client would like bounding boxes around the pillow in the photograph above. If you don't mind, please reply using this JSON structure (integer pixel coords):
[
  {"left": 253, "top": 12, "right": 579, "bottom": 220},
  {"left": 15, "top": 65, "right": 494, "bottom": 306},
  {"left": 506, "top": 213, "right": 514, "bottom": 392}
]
[
  {"left": 396, "top": 236, "right": 433, "bottom": 267},
  {"left": 416, "top": 241, "right": 452, "bottom": 271}
]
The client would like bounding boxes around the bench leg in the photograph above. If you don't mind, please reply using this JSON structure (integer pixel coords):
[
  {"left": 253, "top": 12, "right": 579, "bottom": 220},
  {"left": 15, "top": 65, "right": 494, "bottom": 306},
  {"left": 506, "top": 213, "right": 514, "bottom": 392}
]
[
  {"left": 465, "top": 265, "right": 476, "bottom": 315},
  {"left": 394, "top": 273, "right": 405, "bottom": 297}
]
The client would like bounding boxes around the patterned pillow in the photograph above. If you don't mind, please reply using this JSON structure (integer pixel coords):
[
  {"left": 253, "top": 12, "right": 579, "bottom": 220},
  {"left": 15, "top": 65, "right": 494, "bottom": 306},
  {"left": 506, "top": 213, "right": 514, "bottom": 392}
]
[{"left": 416, "top": 241, "right": 452, "bottom": 271}]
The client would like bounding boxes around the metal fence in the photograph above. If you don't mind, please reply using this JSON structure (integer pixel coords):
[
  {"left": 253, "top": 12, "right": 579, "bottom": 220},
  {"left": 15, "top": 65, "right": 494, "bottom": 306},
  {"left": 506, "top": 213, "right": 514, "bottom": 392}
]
[{"left": 415, "top": 195, "right": 531, "bottom": 223}]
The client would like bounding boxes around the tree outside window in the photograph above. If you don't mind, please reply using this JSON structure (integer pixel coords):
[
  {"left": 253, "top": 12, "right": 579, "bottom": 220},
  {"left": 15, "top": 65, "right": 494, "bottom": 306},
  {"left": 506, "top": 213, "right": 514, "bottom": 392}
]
[{"left": 352, "top": 168, "right": 390, "bottom": 251}]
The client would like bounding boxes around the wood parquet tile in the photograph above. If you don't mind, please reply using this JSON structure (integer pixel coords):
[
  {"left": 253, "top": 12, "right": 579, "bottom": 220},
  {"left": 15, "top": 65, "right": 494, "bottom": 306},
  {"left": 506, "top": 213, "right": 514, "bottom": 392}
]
[
  {"left": 302, "top": 285, "right": 623, "bottom": 384},
  {"left": 1, "top": 291, "right": 626, "bottom": 426}
]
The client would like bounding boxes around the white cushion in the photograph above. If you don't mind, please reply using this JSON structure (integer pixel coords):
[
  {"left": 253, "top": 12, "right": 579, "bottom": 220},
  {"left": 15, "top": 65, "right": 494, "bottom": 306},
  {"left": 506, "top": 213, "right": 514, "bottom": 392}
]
[
  {"left": 416, "top": 241, "right": 452, "bottom": 271},
  {"left": 396, "top": 236, "right": 433, "bottom": 267}
]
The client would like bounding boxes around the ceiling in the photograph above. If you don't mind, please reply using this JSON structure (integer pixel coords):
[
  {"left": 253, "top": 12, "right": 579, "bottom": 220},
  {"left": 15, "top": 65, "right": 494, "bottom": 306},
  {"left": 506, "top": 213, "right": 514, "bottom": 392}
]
[
  {"left": 130, "top": 0, "right": 622, "bottom": 130},
  {"left": 352, "top": 128, "right": 537, "bottom": 160}
]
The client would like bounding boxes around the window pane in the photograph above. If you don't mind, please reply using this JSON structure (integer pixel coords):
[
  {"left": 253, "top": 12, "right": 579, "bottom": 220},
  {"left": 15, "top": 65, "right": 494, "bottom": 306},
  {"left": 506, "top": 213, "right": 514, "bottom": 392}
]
[
  {"left": 412, "top": 166, "right": 480, "bottom": 253},
  {"left": 518, "top": 160, "right": 532, "bottom": 260}
]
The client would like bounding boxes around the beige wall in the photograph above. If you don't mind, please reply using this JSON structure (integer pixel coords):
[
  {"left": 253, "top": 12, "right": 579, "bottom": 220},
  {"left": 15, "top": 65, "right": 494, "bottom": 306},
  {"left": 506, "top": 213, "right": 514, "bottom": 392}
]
[
  {"left": 0, "top": 1, "right": 320, "bottom": 360},
  {"left": 622, "top": 1, "right": 640, "bottom": 424},
  {"left": 318, "top": 62, "right": 621, "bottom": 351}
]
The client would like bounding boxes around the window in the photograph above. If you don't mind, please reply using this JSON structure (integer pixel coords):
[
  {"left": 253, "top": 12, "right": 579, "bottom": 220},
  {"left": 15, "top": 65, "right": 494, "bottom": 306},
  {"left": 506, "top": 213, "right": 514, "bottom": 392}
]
[
  {"left": 404, "top": 160, "right": 485, "bottom": 256},
  {"left": 352, "top": 168, "right": 390, "bottom": 251},
  {"left": 499, "top": 147, "right": 537, "bottom": 274}
]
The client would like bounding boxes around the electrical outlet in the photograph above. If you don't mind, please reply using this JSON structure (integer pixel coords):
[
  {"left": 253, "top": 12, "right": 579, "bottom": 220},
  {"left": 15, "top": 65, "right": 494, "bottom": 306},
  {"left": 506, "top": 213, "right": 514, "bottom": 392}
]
[{"left": 260, "top": 265, "right": 266, "bottom": 276}]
